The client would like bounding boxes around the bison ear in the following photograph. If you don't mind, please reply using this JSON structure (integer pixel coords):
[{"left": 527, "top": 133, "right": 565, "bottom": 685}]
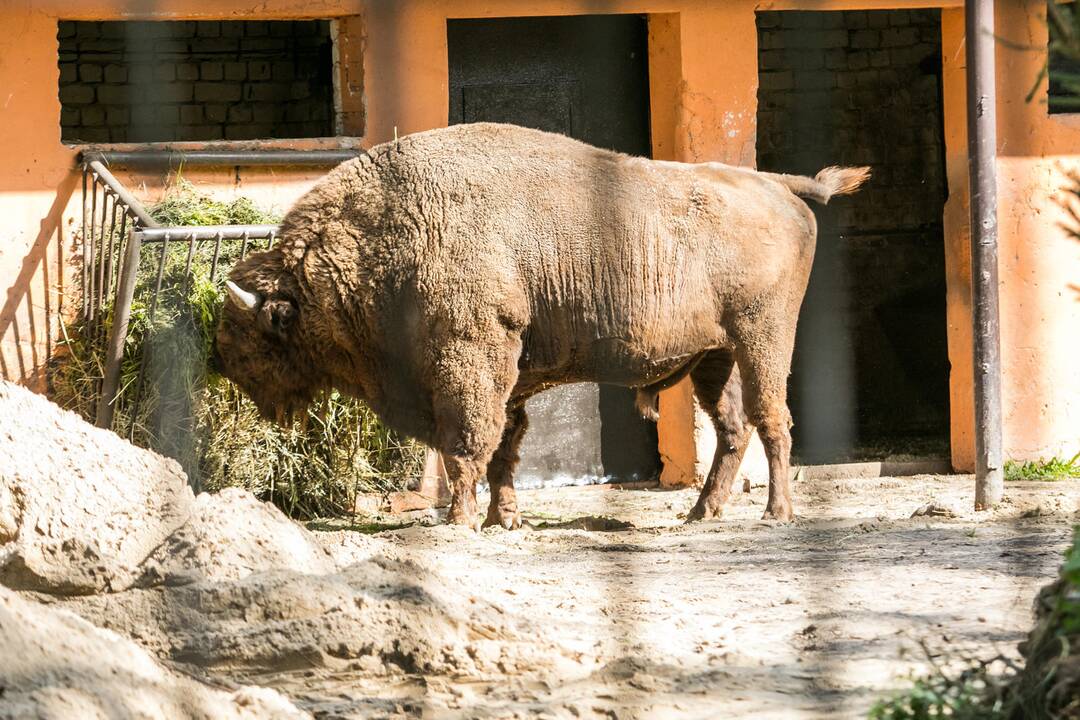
[{"left": 262, "top": 297, "right": 298, "bottom": 338}]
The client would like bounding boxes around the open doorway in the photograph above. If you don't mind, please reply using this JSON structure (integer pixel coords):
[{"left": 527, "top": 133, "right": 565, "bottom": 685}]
[
  {"left": 756, "top": 9, "right": 951, "bottom": 464},
  {"left": 447, "top": 14, "right": 657, "bottom": 484}
]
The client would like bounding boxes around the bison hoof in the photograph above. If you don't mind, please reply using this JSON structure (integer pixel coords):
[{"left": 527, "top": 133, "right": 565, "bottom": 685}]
[
  {"left": 685, "top": 501, "right": 723, "bottom": 523},
  {"left": 483, "top": 506, "right": 522, "bottom": 530},
  {"left": 761, "top": 506, "right": 795, "bottom": 523},
  {"left": 447, "top": 508, "right": 481, "bottom": 531}
]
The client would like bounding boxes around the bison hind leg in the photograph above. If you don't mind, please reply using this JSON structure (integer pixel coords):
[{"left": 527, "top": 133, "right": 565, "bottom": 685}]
[{"left": 686, "top": 351, "right": 751, "bottom": 522}]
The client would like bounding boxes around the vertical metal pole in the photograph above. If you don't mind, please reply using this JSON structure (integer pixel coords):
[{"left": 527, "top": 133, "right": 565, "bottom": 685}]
[
  {"left": 103, "top": 200, "right": 119, "bottom": 310},
  {"left": 181, "top": 235, "right": 197, "bottom": 296},
  {"left": 81, "top": 167, "right": 88, "bottom": 321},
  {"left": 149, "top": 234, "right": 170, "bottom": 323},
  {"left": 96, "top": 193, "right": 112, "bottom": 327},
  {"left": 96, "top": 230, "right": 143, "bottom": 429},
  {"left": 88, "top": 177, "right": 98, "bottom": 324},
  {"left": 112, "top": 212, "right": 128, "bottom": 299},
  {"left": 966, "top": 0, "right": 1004, "bottom": 510},
  {"left": 209, "top": 231, "right": 224, "bottom": 281}
]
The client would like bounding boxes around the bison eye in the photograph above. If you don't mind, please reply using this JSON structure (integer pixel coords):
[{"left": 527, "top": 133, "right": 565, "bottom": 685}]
[{"left": 260, "top": 297, "right": 298, "bottom": 338}]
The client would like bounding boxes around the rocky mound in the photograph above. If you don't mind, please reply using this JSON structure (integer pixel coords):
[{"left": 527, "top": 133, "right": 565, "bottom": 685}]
[{"left": 0, "top": 382, "right": 581, "bottom": 717}]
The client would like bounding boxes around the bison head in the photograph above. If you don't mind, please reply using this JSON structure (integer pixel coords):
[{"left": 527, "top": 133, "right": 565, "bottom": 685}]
[{"left": 214, "top": 251, "right": 322, "bottom": 425}]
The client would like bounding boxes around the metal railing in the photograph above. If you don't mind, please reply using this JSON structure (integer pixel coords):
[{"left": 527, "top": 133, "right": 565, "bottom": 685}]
[
  {"left": 80, "top": 157, "right": 158, "bottom": 332},
  {"left": 80, "top": 148, "right": 358, "bottom": 431}
]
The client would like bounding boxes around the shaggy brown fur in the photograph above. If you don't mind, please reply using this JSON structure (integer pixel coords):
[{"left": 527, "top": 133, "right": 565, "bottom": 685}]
[{"left": 215, "top": 123, "right": 869, "bottom": 528}]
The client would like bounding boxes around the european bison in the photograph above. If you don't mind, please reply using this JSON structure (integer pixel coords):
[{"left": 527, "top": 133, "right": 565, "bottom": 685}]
[{"left": 215, "top": 123, "right": 868, "bottom": 529}]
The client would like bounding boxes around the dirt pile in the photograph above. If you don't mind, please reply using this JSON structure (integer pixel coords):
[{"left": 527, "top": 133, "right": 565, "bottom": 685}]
[
  {"left": 0, "top": 382, "right": 194, "bottom": 594},
  {"left": 68, "top": 554, "right": 573, "bottom": 677},
  {"left": 0, "top": 586, "right": 308, "bottom": 720},
  {"left": 0, "top": 382, "right": 582, "bottom": 717}
]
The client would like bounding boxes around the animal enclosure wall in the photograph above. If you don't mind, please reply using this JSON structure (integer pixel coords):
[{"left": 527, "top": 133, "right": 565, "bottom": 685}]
[
  {"left": 57, "top": 20, "right": 335, "bottom": 143},
  {"left": 756, "top": 8, "right": 950, "bottom": 463}
]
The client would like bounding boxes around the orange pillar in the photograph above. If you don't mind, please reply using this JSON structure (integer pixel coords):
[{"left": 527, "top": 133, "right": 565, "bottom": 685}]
[
  {"left": 940, "top": 8, "right": 977, "bottom": 472},
  {"left": 653, "top": 3, "right": 760, "bottom": 487}
]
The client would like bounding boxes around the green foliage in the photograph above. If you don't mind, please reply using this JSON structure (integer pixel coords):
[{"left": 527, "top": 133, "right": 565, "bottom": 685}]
[
  {"left": 1057, "top": 527, "right": 1080, "bottom": 635},
  {"left": 868, "top": 652, "right": 1011, "bottom": 720},
  {"left": 868, "top": 528, "right": 1080, "bottom": 720},
  {"left": 149, "top": 185, "right": 272, "bottom": 227},
  {"left": 51, "top": 180, "right": 424, "bottom": 518},
  {"left": 1044, "top": 0, "right": 1080, "bottom": 113},
  {"left": 1005, "top": 453, "right": 1080, "bottom": 482}
]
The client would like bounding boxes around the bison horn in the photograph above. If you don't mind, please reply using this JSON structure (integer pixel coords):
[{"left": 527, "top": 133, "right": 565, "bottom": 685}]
[{"left": 225, "top": 281, "right": 260, "bottom": 311}]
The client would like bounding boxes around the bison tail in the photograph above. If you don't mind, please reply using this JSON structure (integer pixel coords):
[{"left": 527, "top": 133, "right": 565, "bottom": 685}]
[{"left": 765, "top": 165, "right": 871, "bottom": 205}]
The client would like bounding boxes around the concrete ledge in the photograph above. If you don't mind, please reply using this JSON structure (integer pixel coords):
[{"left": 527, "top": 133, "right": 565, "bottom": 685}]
[{"left": 796, "top": 459, "right": 953, "bottom": 480}]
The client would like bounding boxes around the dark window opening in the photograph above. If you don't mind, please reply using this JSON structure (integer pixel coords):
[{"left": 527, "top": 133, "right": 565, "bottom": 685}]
[
  {"left": 756, "top": 9, "right": 951, "bottom": 463},
  {"left": 57, "top": 20, "right": 335, "bottom": 143}
]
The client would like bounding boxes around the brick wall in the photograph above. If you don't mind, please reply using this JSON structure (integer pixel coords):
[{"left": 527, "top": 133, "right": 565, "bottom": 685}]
[
  {"left": 756, "top": 9, "right": 950, "bottom": 461},
  {"left": 58, "top": 20, "right": 335, "bottom": 143}
]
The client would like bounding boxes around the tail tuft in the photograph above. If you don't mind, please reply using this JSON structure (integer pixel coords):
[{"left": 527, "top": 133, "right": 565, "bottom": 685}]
[
  {"left": 814, "top": 166, "right": 872, "bottom": 203},
  {"left": 761, "top": 166, "right": 871, "bottom": 205}
]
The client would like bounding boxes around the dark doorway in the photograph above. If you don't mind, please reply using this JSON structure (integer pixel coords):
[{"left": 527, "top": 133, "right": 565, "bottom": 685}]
[
  {"left": 756, "top": 9, "right": 951, "bottom": 463},
  {"left": 447, "top": 15, "right": 658, "bottom": 483}
]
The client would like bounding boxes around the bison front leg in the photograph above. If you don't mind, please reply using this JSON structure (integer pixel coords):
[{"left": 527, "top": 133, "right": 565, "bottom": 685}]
[
  {"left": 432, "top": 335, "right": 522, "bottom": 530},
  {"left": 443, "top": 455, "right": 484, "bottom": 531},
  {"left": 483, "top": 403, "right": 528, "bottom": 530}
]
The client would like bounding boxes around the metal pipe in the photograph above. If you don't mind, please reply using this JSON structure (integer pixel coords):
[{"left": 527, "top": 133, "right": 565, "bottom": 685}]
[
  {"left": 85, "top": 159, "right": 159, "bottom": 228},
  {"left": 81, "top": 149, "right": 360, "bottom": 169},
  {"left": 966, "top": 0, "right": 1004, "bottom": 510},
  {"left": 134, "top": 225, "right": 280, "bottom": 242},
  {"left": 96, "top": 230, "right": 143, "bottom": 429}
]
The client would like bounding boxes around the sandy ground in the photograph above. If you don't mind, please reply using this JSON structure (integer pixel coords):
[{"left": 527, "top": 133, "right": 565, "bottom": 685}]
[
  {"left": 4, "top": 381, "right": 1079, "bottom": 720},
  {"left": 281, "top": 474, "right": 1080, "bottom": 719}
]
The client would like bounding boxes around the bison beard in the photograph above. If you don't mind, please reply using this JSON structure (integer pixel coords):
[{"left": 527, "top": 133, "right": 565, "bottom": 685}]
[{"left": 215, "top": 123, "right": 869, "bottom": 529}]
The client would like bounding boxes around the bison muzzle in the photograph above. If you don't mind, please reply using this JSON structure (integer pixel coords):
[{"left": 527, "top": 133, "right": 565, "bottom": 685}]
[{"left": 215, "top": 123, "right": 869, "bottom": 529}]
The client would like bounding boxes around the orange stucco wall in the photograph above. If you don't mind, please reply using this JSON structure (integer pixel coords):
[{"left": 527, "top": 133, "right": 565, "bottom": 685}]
[
  {"left": 1006, "top": 2, "right": 1080, "bottom": 463},
  {"left": 1, "top": 0, "right": 1076, "bottom": 476},
  {"left": 940, "top": 1, "right": 1080, "bottom": 465}
]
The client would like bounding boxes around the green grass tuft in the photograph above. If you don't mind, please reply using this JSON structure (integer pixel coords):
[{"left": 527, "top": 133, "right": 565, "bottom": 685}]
[
  {"left": 50, "top": 179, "right": 423, "bottom": 518},
  {"left": 868, "top": 651, "right": 1012, "bottom": 720},
  {"left": 1005, "top": 453, "right": 1080, "bottom": 482}
]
